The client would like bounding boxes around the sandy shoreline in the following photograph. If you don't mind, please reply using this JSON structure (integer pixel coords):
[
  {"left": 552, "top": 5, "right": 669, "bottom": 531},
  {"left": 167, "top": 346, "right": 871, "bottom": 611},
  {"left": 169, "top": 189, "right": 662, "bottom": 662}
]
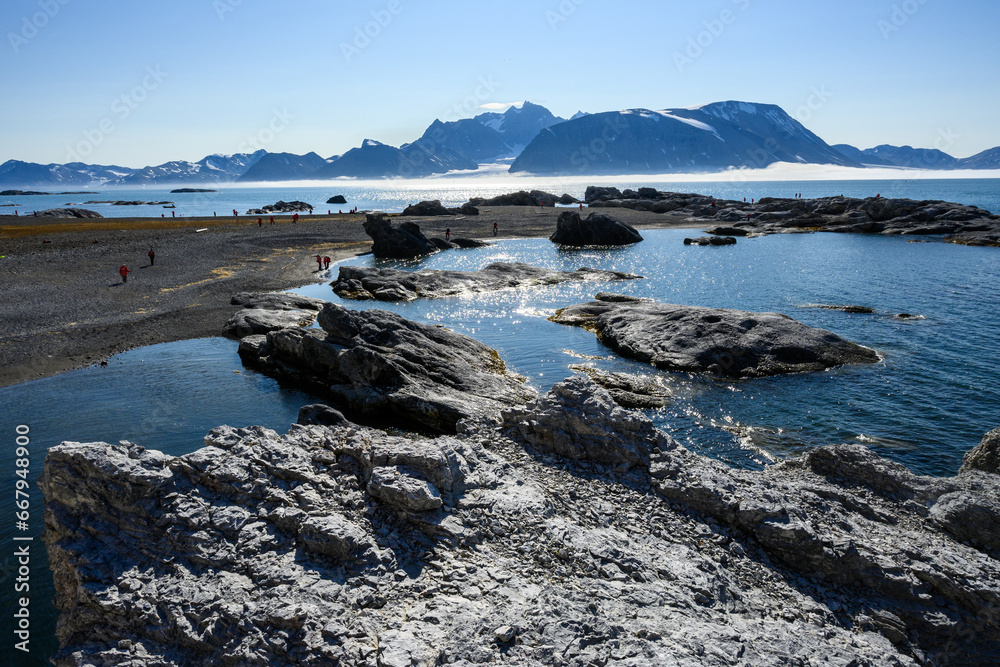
[{"left": 0, "top": 206, "right": 702, "bottom": 388}]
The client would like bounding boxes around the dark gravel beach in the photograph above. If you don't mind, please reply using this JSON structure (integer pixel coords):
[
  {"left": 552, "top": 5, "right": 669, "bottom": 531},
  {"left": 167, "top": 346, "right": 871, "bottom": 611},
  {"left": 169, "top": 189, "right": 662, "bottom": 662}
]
[{"left": 0, "top": 206, "right": 694, "bottom": 387}]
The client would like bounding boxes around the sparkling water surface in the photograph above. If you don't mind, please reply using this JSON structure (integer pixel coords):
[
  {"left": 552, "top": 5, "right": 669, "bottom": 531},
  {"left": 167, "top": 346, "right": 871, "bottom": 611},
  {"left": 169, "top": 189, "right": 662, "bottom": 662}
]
[{"left": 2, "top": 179, "right": 999, "bottom": 664}]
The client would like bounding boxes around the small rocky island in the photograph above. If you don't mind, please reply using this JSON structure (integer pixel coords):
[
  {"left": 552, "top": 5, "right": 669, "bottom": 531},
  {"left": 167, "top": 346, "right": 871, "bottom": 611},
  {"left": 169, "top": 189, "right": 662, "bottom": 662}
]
[
  {"left": 551, "top": 293, "right": 879, "bottom": 377},
  {"left": 331, "top": 263, "right": 642, "bottom": 301}
]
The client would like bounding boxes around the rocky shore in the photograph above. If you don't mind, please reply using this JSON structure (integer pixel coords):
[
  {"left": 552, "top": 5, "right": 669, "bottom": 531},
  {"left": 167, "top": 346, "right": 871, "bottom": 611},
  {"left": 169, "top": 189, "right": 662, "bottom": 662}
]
[
  {"left": 584, "top": 186, "right": 1000, "bottom": 246},
  {"left": 41, "top": 371, "right": 1000, "bottom": 665}
]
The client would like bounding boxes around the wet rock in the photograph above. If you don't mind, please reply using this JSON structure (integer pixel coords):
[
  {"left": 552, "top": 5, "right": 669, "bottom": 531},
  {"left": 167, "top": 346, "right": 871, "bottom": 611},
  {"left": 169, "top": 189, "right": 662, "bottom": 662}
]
[
  {"left": 550, "top": 211, "right": 643, "bottom": 246},
  {"left": 331, "top": 262, "right": 642, "bottom": 302},
  {"left": 363, "top": 213, "right": 438, "bottom": 259},
  {"left": 238, "top": 303, "right": 535, "bottom": 433},
  {"left": 223, "top": 308, "right": 317, "bottom": 338},
  {"left": 297, "top": 403, "right": 350, "bottom": 427},
  {"left": 468, "top": 190, "right": 560, "bottom": 207},
  {"left": 450, "top": 237, "right": 488, "bottom": 248},
  {"left": 804, "top": 304, "right": 877, "bottom": 314},
  {"left": 684, "top": 235, "right": 737, "bottom": 246},
  {"left": 960, "top": 427, "right": 1000, "bottom": 475},
  {"left": 551, "top": 294, "right": 879, "bottom": 377},
  {"left": 327, "top": 194, "right": 348, "bottom": 204}
]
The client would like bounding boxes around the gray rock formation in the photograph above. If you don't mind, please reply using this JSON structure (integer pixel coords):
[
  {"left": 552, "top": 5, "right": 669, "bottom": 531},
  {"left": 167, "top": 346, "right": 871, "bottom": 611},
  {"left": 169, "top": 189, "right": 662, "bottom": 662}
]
[
  {"left": 960, "top": 427, "right": 1000, "bottom": 475},
  {"left": 567, "top": 364, "right": 674, "bottom": 408},
  {"left": 41, "top": 378, "right": 999, "bottom": 665},
  {"left": 238, "top": 303, "right": 535, "bottom": 433},
  {"left": 363, "top": 213, "right": 439, "bottom": 259},
  {"left": 30, "top": 208, "right": 103, "bottom": 218},
  {"left": 327, "top": 194, "right": 348, "bottom": 204},
  {"left": 257, "top": 200, "right": 313, "bottom": 213},
  {"left": 331, "top": 262, "right": 643, "bottom": 302},
  {"left": 550, "top": 211, "right": 644, "bottom": 246},
  {"left": 401, "top": 200, "right": 455, "bottom": 216},
  {"left": 231, "top": 292, "right": 327, "bottom": 311},
  {"left": 802, "top": 304, "right": 877, "bottom": 314},
  {"left": 468, "top": 190, "right": 564, "bottom": 207},
  {"left": 297, "top": 403, "right": 350, "bottom": 427},
  {"left": 587, "top": 188, "right": 1000, "bottom": 247},
  {"left": 223, "top": 292, "right": 327, "bottom": 338},
  {"left": 551, "top": 293, "right": 880, "bottom": 377},
  {"left": 683, "top": 235, "right": 737, "bottom": 246},
  {"left": 223, "top": 308, "right": 318, "bottom": 338}
]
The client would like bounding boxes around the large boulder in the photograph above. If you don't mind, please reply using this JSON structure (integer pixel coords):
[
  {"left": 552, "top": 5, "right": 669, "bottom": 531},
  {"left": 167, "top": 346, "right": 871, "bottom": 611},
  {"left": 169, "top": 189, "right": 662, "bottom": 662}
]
[
  {"left": 331, "top": 262, "right": 642, "bottom": 302},
  {"left": 238, "top": 303, "right": 535, "bottom": 433},
  {"left": 363, "top": 213, "right": 438, "bottom": 259},
  {"left": 401, "top": 200, "right": 455, "bottom": 216},
  {"left": 231, "top": 292, "right": 326, "bottom": 311},
  {"left": 551, "top": 293, "right": 879, "bottom": 377},
  {"left": 960, "top": 427, "right": 1000, "bottom": 475},
  {"left": 259, "top": 200, "right": 313, "bottom": 213},
  {"left": 550, "top": 211, "right": 643, "bottom": 246},
  {"left": 327, "top": 194, "right": 348, "bottom": 204}
]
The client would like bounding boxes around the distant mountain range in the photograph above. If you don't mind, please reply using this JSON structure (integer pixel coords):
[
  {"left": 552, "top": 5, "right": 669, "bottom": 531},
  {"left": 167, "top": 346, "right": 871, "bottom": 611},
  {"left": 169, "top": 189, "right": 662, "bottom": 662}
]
[{"left": 2, "top": 100, "right": 997, "bottom": 186}]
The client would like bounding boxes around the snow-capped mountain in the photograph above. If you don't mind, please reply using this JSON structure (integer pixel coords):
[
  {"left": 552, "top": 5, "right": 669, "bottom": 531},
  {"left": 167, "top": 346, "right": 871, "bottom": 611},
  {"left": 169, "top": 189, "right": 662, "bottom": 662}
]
[{"left": 509, "top": 101, "right": 859, "bottom": 175}]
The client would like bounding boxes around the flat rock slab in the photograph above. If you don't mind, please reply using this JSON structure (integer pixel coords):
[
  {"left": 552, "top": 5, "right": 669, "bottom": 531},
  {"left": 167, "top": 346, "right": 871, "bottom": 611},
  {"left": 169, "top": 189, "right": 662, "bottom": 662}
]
[
  {"left": 231, "top": 292, "right": 327, "bottom": 311},
  {"left": 239, "top": 303, "right": 535, "bottom": 433},
  {"left": 332, "top": 262, "right": 643, "bottom": 301},
  {"left": 223, "top": 308, "right": 317, "bottom": 338},
  {"left": 551, "top": 294, "right": 879, "bottom": 377}
]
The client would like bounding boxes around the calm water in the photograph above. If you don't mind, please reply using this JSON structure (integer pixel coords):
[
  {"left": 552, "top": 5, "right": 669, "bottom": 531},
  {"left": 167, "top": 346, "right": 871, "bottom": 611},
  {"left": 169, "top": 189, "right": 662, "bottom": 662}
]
[
  {"left": 3, "top": 181, "right": 1000, "bottom": 665},
  {"left": 3, "top": 176, "right": 999, "bottom": 218}
]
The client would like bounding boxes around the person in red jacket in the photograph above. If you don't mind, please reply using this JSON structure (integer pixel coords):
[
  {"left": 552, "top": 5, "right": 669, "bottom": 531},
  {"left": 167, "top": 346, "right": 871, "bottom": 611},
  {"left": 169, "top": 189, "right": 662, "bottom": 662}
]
[
  {"left": 147, "top": 248, "right": 155, "bottom": 266},
  {"left": 293, "top": 213, "right": 299, "bottom": 223},
  {"left": 315, "top": 254, "right": 323, "bottom": 270},
  {"left": 323, "top": 256, "right": 331, "bottom": 270},
  {"left": 119, "top": 265, "right": 131, "bottom": 283}
]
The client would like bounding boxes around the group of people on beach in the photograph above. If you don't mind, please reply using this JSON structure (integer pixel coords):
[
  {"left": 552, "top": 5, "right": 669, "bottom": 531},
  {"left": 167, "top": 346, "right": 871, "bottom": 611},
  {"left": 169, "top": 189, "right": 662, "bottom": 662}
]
[
  {"left": 315, "top": 254, "right": 332, "bottom": 271},
  {"left": 118, "top": 248, "right": 155, "bottom": 284}
]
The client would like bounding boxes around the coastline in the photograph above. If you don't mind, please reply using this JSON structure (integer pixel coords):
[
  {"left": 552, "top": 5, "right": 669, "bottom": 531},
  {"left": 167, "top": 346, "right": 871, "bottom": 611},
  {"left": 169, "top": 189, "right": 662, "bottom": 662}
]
[{"left": 0, "top": 206, "right": 700, "bottom": 388}]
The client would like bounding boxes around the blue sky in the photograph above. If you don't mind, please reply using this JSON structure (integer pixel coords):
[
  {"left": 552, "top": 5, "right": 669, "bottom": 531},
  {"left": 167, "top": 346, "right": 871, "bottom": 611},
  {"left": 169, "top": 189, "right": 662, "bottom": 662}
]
[{"left": 2, "top": 0, "right": 998, "bottom": 167}]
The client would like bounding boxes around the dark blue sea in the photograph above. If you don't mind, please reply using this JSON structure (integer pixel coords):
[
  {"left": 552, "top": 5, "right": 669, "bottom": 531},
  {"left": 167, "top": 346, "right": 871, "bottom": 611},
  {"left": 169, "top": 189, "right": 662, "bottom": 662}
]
[{"left": 2, "top": 178, "right": 999, "bottom": 665}]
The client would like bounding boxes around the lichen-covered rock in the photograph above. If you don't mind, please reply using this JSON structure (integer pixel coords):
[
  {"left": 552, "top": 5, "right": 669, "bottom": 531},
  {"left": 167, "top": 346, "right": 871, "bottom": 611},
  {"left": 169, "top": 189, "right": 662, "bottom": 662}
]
[
  {"left": 331, "top": 262, "right": 642, "bottom": 301},
  {"left": 551, "top": 293, "right": 879, "bottom": 377}
]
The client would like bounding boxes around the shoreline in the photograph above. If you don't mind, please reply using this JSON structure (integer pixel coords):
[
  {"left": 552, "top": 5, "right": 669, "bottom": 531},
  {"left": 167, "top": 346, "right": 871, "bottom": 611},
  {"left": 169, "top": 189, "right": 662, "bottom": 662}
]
[{"left": 0, "top": 206, "right": 700, "bottom": 388}]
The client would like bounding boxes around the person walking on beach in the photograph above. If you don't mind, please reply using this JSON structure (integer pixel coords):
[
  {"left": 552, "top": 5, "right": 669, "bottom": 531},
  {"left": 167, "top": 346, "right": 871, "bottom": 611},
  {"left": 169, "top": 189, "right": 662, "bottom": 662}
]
[
  {"left": 119, "top": 265, "right": 131, "bottom": 283},
  {"left": 293, "top": 213, "right": 299, "bottom": 223},
  {"left": 269, "top": 216, "right": 274, "bottom": 225},
  {"left": 493, "top": 222, "right": 498, "bottom": 237},
  {"left": 315, "top": 254, "right": 323, "bottom": 271},
  {"left": 323, "top": 256, "right": 331, "bottom": 270},
  {"left": 148, "top": 248, "right": 155, "bottom": 266},
  {"left": 445, "top": 228, "right": 451, "bottom": 241},
  {"left": 258, "top": 217, "right": 263, "bottom": 228}
]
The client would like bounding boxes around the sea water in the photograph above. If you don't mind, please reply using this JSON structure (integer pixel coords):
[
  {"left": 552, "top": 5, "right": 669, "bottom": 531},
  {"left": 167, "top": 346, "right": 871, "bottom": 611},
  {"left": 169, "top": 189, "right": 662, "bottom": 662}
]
[
  {"left": 3, "top": 176, "right": 1000, "bottom": 219},
  {"left": 2, "top": 182, "right": 1000, "bottom": 664}
]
